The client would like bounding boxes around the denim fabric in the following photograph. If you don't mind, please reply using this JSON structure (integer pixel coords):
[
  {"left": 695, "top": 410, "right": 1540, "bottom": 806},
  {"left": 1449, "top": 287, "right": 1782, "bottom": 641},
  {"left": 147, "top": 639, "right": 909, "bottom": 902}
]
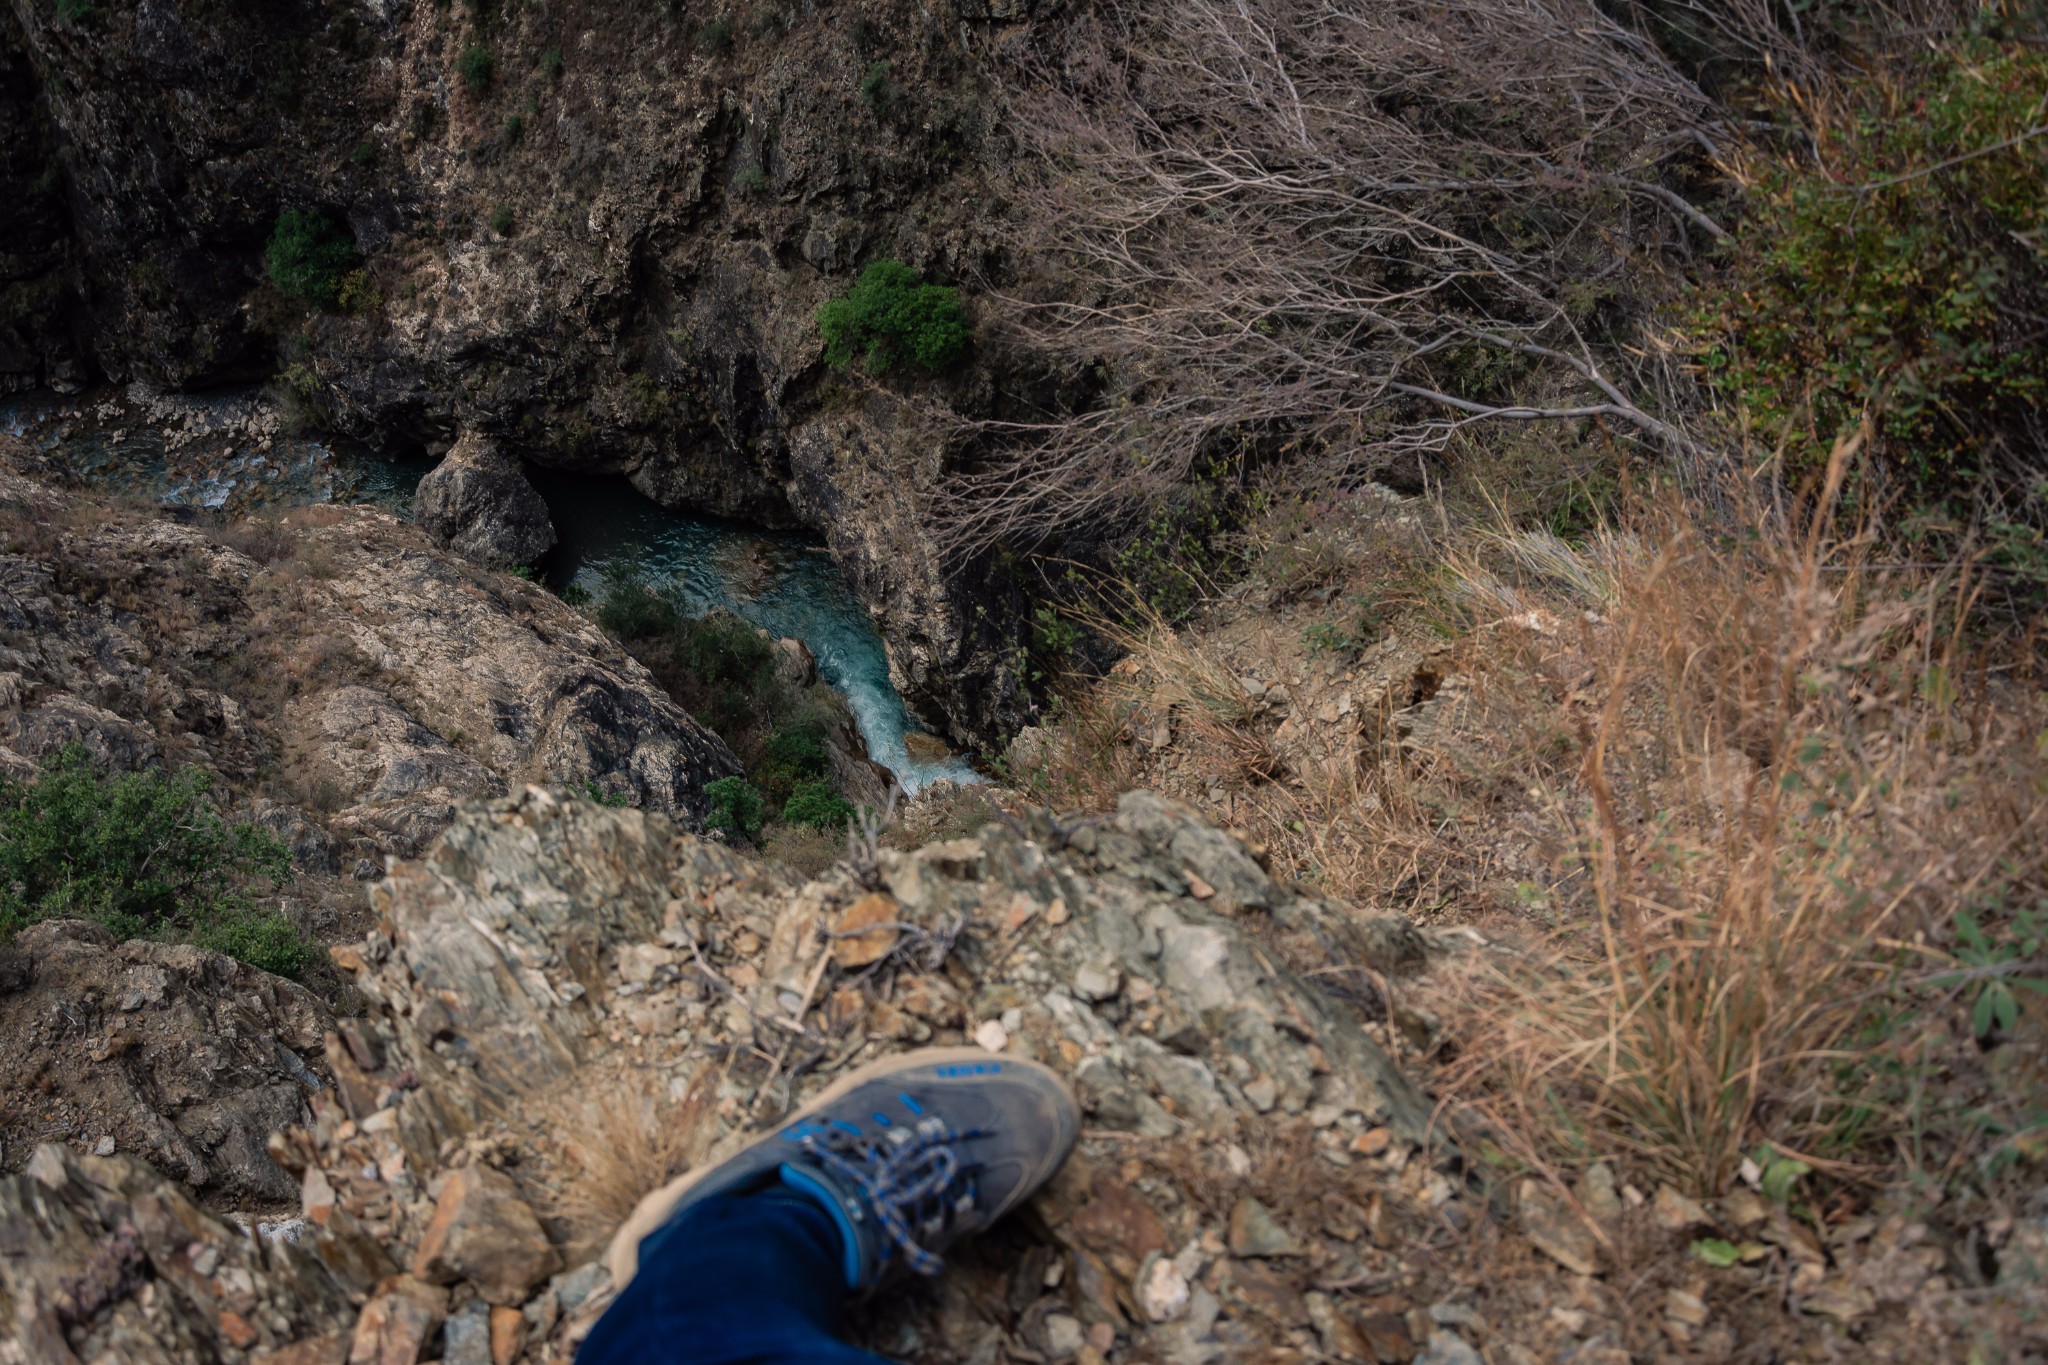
[{"left": 577, "top": 1191, "right": 895, "bottom": 1365}]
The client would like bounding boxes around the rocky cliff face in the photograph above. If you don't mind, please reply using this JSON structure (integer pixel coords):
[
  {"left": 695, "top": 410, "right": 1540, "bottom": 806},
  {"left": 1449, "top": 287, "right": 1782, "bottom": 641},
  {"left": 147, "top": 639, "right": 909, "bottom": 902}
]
[
  {"left": 0, "top": 788, "right": 1460, "bottom": 1364},
  {"left": 1, "top": 0, "right": 1042, "bottom": 747},
  {"left": 0, "top": 436, "right": 738, "bottom": 872}
]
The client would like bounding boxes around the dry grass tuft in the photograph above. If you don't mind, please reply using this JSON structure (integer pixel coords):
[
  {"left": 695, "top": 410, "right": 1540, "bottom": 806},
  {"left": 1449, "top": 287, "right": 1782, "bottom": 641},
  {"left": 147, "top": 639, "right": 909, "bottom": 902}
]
[
  {"left": 540, "top": 1064, "right": 717, "bottom": 1255},
  {"left": 1427, "top": 447, "right": 2048, "bottom": 1194}
]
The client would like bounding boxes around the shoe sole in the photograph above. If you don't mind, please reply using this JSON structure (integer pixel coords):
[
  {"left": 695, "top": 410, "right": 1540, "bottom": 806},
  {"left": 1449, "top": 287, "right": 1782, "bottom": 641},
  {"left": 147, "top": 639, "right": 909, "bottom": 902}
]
[{"left": 603, "top": 1045, "right": 1076, "bottom": 1289}]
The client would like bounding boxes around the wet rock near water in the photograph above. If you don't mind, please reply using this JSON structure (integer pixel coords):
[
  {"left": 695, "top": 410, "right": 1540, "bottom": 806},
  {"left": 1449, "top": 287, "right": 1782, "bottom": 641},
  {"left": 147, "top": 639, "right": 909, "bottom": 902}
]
[{"left": 414, "top": 433, "right": 558, "bottom": 570}]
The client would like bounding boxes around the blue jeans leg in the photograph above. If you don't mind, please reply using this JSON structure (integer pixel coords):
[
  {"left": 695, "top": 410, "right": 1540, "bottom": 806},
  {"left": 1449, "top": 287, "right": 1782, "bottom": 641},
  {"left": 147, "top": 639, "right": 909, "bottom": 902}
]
[{"left": 577, "top": 1190, "right": 896, "bottom": 1365}]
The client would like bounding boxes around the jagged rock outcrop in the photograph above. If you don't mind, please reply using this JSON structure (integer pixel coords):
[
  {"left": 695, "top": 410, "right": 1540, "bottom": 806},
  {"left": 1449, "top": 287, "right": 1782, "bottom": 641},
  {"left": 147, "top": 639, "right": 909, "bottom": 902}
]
[
  {"left": 0, "top": 437, "right": 739, "bottom": 871},
  {"left": 0, "top": 787, "right": 1451, "bottom": 1362},
  {"left": 0, "top": 920, "right": 331, "bottom": 1205},
  {"left": 413, "top": 432, "right": 557, "bottom": 568},
  {"left": 0, "top": 1142, "right": 360, "bottom": 1365},
  {"left": 2, "top": 0, "right": 1041, "bottom": 746}
]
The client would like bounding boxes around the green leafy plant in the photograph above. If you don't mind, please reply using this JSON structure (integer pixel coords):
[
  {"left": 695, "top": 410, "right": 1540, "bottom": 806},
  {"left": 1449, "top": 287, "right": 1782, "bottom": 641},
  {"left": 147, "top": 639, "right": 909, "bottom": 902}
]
[
  {"left": 488, "top": 206, "right": 515, "bottom": 236},
  {"left": 457, "top": 43, "right": 496, "bottom": 93},
  {"left": 349, "top": 139, "right": 377, "bottom": 167},
  {"left": 737, "top": 163, "right": 769, "bottom": 195},
  {"left": 816, "top": 260, "right": 969, "bottom": 375},
  {"left": 581, "top": 781, "right": 630, "bottom": 808},
  {"left": 781, "top": 778, "right": 855, "bottom": 831},
  {"left": 541, "top": 46, "right": 564, "bottom": 78},
  {"left": 694, "top": 15, "right": 734, "bottom": 56},
  {"left": 264, "top": 209, "right": 360, "bottom": 309},
  {"left": 1937, "top": 901, "right": 2047, "bottom": 1038},
  {"left": 704, "top": 775, "right": 765, "bottom": 842},
  {"left": 53, "top": 0, "right": 93, "bottom": 23},
  {"left": 504, "top": 113, "right": 525, "bottom": 144},
  {"left": 336, "top": 269, "right": 383, "bottom": 317},
  {"left": 1696, "top": 41, "right": 2048, "bottom": 508},
  {"left": 1751, "top": 1146, "right": 1813, "bottom": 1204},
  {"left": 858, "top": 59, "right": 897, "bottom": 115},
  {"left": 1691, "top": 1238, "right": 1743, "bottom": 1268},
  {"left": 0, "top": 746, "right": 307, "bottom": 976}
]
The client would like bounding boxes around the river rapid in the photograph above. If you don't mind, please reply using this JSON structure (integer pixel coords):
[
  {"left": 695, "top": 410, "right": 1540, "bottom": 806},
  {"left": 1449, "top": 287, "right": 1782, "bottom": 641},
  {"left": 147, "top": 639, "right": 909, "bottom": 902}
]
[{"left": 2, "top": 386, "right": 979, "bottom": 794}]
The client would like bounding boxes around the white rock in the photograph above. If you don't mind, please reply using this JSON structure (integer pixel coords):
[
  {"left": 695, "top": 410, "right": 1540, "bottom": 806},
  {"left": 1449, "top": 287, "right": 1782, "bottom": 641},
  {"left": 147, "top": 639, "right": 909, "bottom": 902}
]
[
  {"left": 973, "top": 1019, "right": 1009, "bottom": 1053},
  {"left": 1137, "top": 1253, "right": 1191, "bottom": 1322},
  {"left": 92, "top": 1136, "right": 115, "bottom": 1157},
  {"left": 1044, "top": 1313, "right": 1085, "bottom": 1358}
]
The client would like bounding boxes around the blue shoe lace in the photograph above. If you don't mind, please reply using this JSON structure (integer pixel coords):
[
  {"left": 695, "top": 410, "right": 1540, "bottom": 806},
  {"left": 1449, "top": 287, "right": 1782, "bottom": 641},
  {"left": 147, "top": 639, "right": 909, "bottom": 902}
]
[{"left": 798, "top": 1118, "right": 988, "bottom": 1277}]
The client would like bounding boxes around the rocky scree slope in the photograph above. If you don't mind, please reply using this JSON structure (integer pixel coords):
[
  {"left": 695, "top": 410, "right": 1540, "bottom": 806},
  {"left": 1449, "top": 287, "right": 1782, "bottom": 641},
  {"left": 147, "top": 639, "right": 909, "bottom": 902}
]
[
  {"left": 0, "top": 788, "right": 1479, "bottom": 1364},
  {"left": 0, "top": 0, "right": 1046, "bottom": 747}
]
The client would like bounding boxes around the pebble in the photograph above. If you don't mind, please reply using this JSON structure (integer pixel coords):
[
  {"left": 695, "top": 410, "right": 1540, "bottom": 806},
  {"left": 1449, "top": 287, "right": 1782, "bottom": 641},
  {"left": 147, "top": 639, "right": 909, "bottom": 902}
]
[
  {"left": 92, "top": 1136, "right": 115, "bottom": 1156},
  {"left": 1415, "top": 1328, "right": 1484, "bottom": 1365},
  {"left": 1044, "top": 1313, "right": 1086, "bottom": 1358},
  {"left": 1137, "top": 1253, "right": 1191, "bottom": 1322},
  {"left": 973, "top": 1019, "right": 1009, "bottom": 1053},
  {"left": 1653, "top": 1185, "right": 1711, "bottom": 1232}
]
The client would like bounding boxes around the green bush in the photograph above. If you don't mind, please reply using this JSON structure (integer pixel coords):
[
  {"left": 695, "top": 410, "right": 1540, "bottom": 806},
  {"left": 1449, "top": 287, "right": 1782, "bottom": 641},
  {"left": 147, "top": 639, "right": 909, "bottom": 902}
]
[
  {"left": 1697, "top": 40, "right": 2048, "bottom": 506},
  {"left": 265, "top": 209, "right": 359, "bottom": 310},
  {"left": 0, "top": 746, "right": 308, "bottom": 977},
  {"left": 858, "top": 59, "right": 896, "bottom": 115},
  {"left": 780, "top": 778, "right": 855, "bottom": 831},
  {"left": 488, "top": 206, "right": 515, "bottom": 236},
  {"left": 704, "top": 775, "right": 765, "bottom": 842},
  {"left": 542, "top": 46, "right": 564, "bottom": 78},
  {"left": 458, "top": 43, "right": 495, "bottom": 93},
  {"left": 694, "top": 15, "right": 734, "bottom": 56},
  {"left": 816, "top": 260, "right": 969, "bottom": 375}
]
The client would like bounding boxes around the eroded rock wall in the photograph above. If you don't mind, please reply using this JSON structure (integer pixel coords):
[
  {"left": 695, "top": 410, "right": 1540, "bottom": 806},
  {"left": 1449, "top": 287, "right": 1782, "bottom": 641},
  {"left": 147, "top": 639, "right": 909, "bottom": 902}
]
[{"left": 3, "top": 0, "right": 1042, "bottom": 745}]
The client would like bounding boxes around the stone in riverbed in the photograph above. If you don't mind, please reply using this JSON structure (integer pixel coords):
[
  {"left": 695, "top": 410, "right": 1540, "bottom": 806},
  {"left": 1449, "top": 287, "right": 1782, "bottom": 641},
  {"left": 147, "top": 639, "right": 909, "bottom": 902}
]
[{"left": 414, "top": 431, "right": 557, "bottom": 568}]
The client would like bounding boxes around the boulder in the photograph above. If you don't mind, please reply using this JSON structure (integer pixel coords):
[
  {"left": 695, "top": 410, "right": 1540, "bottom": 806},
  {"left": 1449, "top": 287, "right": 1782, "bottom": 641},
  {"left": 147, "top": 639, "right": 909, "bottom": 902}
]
[
  {"left": 414, "top": 433, "right": 557, "bottom": 569},
  {"left": 412, "top": 1164, "right": 561, "bottom": 1305},
  {"left": 0, "top": 920, "right": 330, "bottom": 1203}
]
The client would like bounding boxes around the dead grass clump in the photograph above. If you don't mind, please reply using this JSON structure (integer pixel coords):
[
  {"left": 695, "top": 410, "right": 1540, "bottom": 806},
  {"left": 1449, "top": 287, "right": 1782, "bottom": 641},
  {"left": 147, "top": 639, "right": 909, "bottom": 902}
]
[
  {"left": 541, "top": 1065, "right": 715, "bottom": 1255},
  {"left": 216, "top": 515, "right": 298, "bottom": 565},
  {"left": 1430, "top": 454, "right": 2048, "bottom": 1195}
]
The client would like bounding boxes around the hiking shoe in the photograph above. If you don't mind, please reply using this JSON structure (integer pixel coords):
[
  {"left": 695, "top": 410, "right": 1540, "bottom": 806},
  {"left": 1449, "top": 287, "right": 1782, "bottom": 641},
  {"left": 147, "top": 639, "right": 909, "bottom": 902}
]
[{"left": 605, "top": 1047, "right": 1080, "bottom": 1293}]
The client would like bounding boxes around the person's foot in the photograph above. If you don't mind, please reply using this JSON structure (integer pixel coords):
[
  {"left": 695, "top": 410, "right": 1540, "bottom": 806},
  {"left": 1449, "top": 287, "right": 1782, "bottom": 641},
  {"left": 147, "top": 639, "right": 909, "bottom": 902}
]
[{"left": 605, "top": 1047, "right": 1080, "bottom": 1292}]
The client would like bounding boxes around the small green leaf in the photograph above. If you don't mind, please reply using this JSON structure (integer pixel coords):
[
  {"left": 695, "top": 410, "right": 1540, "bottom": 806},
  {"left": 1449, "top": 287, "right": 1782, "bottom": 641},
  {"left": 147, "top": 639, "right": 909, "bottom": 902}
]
[
  {"left": 1760, "top": 1155, "right": 1813, "bottom": 1203},
  {"left": 1692, "top": 1238, "right": 1742, "bottom": 1268}
]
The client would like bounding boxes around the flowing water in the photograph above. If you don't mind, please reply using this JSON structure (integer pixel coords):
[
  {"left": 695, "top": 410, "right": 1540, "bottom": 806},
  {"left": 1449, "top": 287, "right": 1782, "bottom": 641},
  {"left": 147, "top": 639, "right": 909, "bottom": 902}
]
[{"left": 2, "top": 387, "right": 979, "bottom": 794}]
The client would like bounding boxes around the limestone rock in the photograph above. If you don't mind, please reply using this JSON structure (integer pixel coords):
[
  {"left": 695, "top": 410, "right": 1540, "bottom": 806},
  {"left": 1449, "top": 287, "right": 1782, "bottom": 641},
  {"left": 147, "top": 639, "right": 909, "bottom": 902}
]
[
  {"left": 414, "top": 433, "right": 557, "bottom": 568},
  {"left": 1517, "top": 1179, "right": 1600, "bottom": 1276},
  {"left": 1228, "top": 1196, "right": 1304, "bottom": 1258},
  {"left": 830, "top": 893, "right": 901, "bottom": 968},
  {"left": 413, "top": 1164, "right": 561, "bottom": 1304},
  {"left": 0, "top": 1143, "right": 357, "bottom": 1361},
  {"left": 350, "top": 1275, "right": 448, "bottom": 1365},
  {"left": 0, "top": 919, "right": 330, "bottom": 1203}
]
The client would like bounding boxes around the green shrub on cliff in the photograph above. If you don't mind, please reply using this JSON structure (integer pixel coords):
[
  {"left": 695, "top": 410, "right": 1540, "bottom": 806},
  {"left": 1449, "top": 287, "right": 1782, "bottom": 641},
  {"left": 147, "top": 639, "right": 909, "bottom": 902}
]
[
  {"left": 458, "top": 43, "right": 496, "bottom": 93},
  {"left": 704, "top": 775, "right": 765, "bottom": 842},
  {"left": 265, "top": 210, "right": 359, "bottom": 310},
  {"left": 817, "top": 260, "right": 969, "bottom": 375},
  {"left": 1696, "top": 39, "right": 2048, "bottom": 511},
  {"left": 0, "top": 746, "right": 309, "bottom": 977},
  {"left": 780, "top": 778, "right": 855, "bottom": 831}
]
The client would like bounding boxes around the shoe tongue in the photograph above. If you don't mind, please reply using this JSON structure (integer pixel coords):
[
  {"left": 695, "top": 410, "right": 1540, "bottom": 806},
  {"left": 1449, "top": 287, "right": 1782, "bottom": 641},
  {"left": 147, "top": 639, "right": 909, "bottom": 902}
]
[{"left": 777, "top": 1160, "right": 870, "bottom": 1290}]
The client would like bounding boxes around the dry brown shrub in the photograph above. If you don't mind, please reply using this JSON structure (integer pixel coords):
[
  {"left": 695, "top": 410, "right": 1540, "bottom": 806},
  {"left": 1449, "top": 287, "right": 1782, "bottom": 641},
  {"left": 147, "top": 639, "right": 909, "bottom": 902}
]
[
  {"left": 540, "top": 1064, "right": 718, "bottom": 1255},
  {"left": 1423, "top": 441, "right": 2048, "bottom": 1194}
]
